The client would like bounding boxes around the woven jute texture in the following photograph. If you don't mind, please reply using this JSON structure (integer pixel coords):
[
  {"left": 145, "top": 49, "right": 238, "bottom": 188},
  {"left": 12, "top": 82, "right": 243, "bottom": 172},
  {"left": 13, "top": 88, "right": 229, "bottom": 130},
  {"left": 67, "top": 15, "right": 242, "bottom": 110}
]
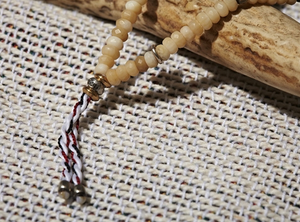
[{"left": 1, "top": 0, "right": 300, "bottom": 221}]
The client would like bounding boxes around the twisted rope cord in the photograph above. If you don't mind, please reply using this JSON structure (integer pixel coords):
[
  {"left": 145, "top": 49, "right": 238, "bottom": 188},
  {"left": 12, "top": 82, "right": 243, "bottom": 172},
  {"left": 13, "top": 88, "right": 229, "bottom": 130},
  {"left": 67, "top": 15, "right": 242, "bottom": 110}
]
[{"left": 58, "top": 93, "right": 91, "bottom": 184}]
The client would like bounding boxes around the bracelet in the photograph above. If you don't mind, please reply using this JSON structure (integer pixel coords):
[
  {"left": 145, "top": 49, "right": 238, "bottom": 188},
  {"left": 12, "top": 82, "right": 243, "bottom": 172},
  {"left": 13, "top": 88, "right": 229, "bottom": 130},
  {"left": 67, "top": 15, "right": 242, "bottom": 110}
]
[{"left": 57, "top": 0, "right": 297, "bottom": 204}]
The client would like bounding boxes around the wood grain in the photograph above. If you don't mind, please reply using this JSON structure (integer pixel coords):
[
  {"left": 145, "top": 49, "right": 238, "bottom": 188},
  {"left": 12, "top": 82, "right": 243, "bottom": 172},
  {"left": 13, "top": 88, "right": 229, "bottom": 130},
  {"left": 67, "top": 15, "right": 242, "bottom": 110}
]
[{"left": 45, "top": 0, "right": 300, "bottom": 97}]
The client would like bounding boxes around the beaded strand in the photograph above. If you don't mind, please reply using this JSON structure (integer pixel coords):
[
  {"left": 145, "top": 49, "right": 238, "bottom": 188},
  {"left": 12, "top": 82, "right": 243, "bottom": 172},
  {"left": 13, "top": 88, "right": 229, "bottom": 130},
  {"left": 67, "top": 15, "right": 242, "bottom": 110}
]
[
  {"left": 91, "top": 0, "right": 296, "bottom": 88},
  {"left": 58, "top": 0, "right": 298, "bottom": 204}
]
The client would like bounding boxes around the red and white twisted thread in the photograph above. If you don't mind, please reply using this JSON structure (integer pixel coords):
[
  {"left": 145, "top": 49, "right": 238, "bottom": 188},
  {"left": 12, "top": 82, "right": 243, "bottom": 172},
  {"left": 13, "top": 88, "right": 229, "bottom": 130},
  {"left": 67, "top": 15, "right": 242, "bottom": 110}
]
[{"left": 58, "top": 93, "right": 91, "bottom": 185}]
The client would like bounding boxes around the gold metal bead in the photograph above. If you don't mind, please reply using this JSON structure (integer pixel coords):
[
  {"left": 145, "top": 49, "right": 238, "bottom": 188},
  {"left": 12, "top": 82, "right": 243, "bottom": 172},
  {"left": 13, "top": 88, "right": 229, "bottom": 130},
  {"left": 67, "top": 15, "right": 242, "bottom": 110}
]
[
  {"left": 58, "top": 180, "right": 72, "bottom": 201},
  {"left": 83, "top": 86, "right": 99, "bottom": 101},
  {"left": 88, "top": 78, "right": 105, "bottom": 95},
  {"left": 94, "top": 74, "right": 112, "bottom": 88},
  {"left": 74, "top": 184, "right": 87, "bottom": 204}
]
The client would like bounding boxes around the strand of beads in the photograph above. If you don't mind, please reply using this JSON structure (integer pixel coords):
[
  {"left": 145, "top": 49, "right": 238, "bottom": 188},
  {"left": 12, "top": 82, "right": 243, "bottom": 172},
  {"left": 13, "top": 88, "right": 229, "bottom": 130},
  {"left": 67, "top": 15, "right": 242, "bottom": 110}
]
[
  {"left": 93, "top": 0, "right": 238, "bottom": 87},
  {"left": 91, "top": 0, "right": 297, "bottom": 87},
  {"left": 91, "top": 0, "right": 148, "bottom": 91}
]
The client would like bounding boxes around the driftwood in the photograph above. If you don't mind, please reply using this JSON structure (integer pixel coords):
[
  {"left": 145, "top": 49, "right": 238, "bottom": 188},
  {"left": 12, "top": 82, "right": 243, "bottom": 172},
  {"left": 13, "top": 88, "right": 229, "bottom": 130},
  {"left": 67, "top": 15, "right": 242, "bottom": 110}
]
[{"left": 45, "top": 0, "right": 300, "bottom": 97}]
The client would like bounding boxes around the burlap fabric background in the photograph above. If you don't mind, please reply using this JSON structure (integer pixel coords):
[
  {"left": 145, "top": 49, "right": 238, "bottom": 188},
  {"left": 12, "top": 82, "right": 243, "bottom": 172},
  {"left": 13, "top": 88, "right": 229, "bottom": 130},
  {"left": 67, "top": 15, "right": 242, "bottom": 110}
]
[{"left": 1, "top": 0, "right": 300, "bottom": 221}]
